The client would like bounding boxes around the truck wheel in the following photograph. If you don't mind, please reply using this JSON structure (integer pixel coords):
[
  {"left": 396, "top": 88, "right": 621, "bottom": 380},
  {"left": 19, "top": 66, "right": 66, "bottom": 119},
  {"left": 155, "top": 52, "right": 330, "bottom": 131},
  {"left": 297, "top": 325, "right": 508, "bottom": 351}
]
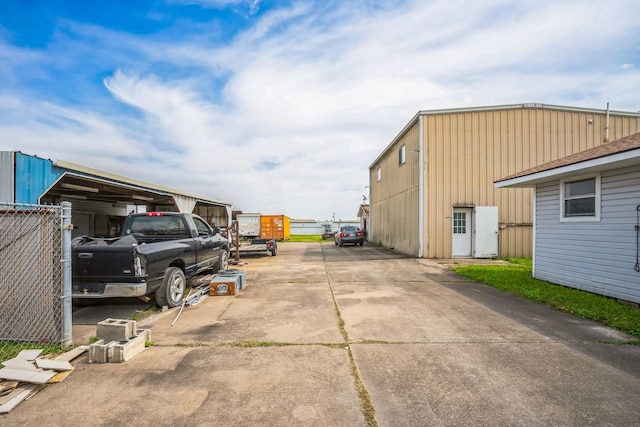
[
  {"left": 217, "top": 249, "right": 229, "bottom": 272},
  {"left": 155, "top": 267, "right": 185, "bottom": 308}
]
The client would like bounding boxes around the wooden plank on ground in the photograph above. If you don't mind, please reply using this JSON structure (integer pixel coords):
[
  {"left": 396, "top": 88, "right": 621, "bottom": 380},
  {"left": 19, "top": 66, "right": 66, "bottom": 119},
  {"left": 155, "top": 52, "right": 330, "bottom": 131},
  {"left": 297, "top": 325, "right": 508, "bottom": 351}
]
[
  {"left": 47, "top": 370, "right": 73, "bottom": 383},
  {"left": 55, "top": 345, "right": 89, "bottom": 362},
  {"left": 16, "top": 350, "right": 43, "bottom": 361},
  {"left": 0, "top": 384, "right": 36, "bottom": 414},
  {"left": 0, "top": 368, "right": 57, "bottom": 384},
  {"left": 35, "top": 358, "right": 73, "bottom": 371},
  {"left": 0, "top": 381, "right": 19, "bottom": 397},
  {"left": 1, "top": 358, "right": 39, "bottom": 371}
]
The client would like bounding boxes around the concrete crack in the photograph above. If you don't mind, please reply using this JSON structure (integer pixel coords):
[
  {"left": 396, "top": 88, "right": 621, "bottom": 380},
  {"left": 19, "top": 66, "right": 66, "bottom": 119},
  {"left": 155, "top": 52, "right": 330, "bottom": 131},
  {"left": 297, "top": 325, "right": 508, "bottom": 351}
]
[{"left": 321, "top": 243, "right": 378, "bottom": 427}]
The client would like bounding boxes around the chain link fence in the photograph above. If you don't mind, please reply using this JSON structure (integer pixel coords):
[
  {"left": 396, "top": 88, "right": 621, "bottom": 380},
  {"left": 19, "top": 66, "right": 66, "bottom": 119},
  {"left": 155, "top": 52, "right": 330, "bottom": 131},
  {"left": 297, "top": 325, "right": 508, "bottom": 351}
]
[{"left": 0, "top": 202, "right": 72, "bottom": 362}]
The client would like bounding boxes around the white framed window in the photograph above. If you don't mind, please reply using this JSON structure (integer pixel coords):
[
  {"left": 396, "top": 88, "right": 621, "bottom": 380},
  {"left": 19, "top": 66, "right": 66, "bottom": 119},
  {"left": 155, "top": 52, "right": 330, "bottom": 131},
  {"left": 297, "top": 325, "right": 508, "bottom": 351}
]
[
  {"left": 560, "top": 174, "right": 600, "bottom": 222},
  {"left": 399, "top": 145, "right": 406, "bottom": 166},
  {"left": 376, "top": 167, "right": 382, "bottom": 182},
  {"left": 452, "top": 211, "right": 466, "bottom": 234}
]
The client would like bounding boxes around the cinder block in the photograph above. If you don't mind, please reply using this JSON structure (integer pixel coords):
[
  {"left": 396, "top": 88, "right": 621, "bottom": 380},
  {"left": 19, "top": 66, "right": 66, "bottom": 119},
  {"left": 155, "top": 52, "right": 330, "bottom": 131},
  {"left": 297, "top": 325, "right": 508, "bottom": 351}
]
[
  {"left": 96, "top": 318, "right": 137, "bottom": 342},
  {"left": 210, "top": 276, "right": 239, "bottom": 296},
  {"left": 136, "top": 329, "right": 151, "bottom": 342},
  {"left": 110, "top": 333, "right": 146, "bottom": 363},
  {"left": 89, "top": 340, "right": 117, "bottom": 364}
]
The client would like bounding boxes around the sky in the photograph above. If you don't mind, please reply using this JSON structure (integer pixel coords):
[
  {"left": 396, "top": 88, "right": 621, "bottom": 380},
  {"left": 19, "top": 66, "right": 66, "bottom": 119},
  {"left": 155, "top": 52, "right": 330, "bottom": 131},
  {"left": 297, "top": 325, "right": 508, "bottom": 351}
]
[{"left": 1, "top": 0, "right": 639, "bottom": 221}]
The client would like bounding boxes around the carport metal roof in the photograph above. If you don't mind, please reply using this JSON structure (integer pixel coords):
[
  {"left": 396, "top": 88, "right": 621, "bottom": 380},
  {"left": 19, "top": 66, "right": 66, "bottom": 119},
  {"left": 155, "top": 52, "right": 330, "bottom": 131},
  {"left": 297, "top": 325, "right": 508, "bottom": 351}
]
[{"left": 42, "top": 159, "right": 231, "bottom": 212}]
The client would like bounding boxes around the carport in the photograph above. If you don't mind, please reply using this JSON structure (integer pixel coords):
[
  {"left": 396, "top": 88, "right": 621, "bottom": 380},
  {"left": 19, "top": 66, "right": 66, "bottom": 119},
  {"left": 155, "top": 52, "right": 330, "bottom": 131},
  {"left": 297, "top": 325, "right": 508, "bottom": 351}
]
[{"left": 2, "top": 152, "right": 231, "bottom": 237}]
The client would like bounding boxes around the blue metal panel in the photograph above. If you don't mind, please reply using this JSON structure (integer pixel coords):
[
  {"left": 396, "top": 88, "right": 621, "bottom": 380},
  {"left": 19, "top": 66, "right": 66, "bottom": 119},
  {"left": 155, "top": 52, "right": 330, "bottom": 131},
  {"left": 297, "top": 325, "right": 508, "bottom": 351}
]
[{"left": 14, "top": 152, "right": 65, "bottom": 204}]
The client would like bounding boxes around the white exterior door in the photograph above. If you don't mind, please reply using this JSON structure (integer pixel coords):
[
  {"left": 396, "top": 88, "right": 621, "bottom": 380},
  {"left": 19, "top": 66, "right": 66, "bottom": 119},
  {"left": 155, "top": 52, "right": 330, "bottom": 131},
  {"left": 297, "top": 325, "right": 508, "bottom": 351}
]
[
  {"left": 452, "top": 208, "right": 472, "bottom": 257},
  {"left": 473, "top": 206, "right": 498, "bottom": 258}
]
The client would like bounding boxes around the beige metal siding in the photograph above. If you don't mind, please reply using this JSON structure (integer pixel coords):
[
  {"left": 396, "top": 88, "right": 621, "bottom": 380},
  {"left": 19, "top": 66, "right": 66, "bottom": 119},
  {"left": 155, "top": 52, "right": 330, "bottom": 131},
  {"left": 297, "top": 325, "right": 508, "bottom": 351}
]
[
  {"left": 370, "top": 121, "right": 420, "bottom": 255},
  {"left": 371, "top": 105, "right": 640, "bottom": 259},
  {"left": 422, "top": 107, "right": 640, "bottom": 258}
]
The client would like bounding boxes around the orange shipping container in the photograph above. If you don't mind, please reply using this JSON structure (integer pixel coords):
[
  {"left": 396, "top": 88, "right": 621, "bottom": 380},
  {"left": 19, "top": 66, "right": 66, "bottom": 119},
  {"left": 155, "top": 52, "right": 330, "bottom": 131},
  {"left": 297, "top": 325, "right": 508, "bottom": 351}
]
[{"left": 260, "top": 215, "right": 290, "bottom": 241}]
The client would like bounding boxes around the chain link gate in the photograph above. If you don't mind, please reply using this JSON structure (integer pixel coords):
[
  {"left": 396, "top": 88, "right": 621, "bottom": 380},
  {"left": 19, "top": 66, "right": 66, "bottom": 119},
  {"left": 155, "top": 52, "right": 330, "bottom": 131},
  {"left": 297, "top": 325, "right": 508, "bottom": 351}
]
[{"left": 0, "top": 202, "right": 72, "bottom": 362}]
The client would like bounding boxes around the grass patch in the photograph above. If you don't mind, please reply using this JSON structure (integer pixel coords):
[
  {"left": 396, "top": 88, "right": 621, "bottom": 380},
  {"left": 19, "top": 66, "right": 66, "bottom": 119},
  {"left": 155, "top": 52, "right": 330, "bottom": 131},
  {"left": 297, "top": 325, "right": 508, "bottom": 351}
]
[
  {"left": 450, "top": 259, "right": 640, "bottom": 339},
  {"left": 0, "top": 341, "right": 63, "bottom": 363},
  {"left": 224, "top": 339, "right": 290, "bottom": 348},
  {"left": 289, "top": 235, "right": 325, "bottom": 242},
  {"left": 129, "top": 306, "right": 158, "bottom": 321}
]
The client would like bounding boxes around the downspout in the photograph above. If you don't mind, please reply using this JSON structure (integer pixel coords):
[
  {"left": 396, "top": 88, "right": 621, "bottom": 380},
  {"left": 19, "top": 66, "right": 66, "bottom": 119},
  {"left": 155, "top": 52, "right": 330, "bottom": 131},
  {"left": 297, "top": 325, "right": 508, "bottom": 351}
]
[
  {"left": 418, "top": 115, "right": 424, "bottom": 258},
  {"left": 605, "top": 102, "right": 610, "bottom": 143}
]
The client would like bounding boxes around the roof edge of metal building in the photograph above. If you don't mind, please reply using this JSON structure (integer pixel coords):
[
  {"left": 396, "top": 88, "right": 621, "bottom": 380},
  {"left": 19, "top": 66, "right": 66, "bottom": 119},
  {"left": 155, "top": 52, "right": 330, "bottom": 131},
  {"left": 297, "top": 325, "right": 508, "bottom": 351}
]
[
  {"left": 53, "top": 159, "right": 232, "bottom": 207},
  {"left": 368, "top": 102, "right": 640, "bottom": 170}
]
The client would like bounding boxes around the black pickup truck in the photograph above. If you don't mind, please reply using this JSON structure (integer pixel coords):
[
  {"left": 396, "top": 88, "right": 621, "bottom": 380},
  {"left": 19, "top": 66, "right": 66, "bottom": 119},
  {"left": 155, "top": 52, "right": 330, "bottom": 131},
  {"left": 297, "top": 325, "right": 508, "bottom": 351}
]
[{"left": 72, "top": 212, "right": 229, "bottom": 307}]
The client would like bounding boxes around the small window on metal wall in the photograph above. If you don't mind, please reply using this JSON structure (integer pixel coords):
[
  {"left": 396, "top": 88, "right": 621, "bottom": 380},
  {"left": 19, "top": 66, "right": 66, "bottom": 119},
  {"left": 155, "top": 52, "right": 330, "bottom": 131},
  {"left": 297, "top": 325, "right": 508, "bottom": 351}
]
[
  {"left": 377, "top": 167, "right": 382, "bottom": 182},
  {"left": 399, "top": 145, "right": 406, "bottom": 166},
  {"left": 453, "top": 212, "right": 466, "bottom": 234}
]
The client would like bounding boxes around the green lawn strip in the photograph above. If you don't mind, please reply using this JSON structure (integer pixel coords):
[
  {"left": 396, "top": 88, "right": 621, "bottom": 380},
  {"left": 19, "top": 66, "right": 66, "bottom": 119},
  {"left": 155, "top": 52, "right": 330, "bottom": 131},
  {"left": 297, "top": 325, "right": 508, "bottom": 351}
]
[
  {"left": 289, "top": 235, "right": 326, "bottom": 242},
  {"left": 0, "top": 342, "right": 63, "bottom": 363},
  {"left": 450, "top": 260, "right": 640, "bottom": 340}
]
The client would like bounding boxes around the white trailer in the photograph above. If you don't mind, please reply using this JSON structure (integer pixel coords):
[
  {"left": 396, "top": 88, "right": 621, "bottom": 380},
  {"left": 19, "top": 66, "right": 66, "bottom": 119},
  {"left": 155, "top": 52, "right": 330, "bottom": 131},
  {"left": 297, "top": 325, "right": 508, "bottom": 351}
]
[{"left": 234, "top": 213, "right": 277, "bottom": 256}]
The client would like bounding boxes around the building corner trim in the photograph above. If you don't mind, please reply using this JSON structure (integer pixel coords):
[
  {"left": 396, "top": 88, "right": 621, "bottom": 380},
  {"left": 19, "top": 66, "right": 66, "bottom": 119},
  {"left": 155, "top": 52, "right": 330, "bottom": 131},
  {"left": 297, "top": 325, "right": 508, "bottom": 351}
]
[{"left": 418, "top": 115, "right": 424, "bottom": 258}]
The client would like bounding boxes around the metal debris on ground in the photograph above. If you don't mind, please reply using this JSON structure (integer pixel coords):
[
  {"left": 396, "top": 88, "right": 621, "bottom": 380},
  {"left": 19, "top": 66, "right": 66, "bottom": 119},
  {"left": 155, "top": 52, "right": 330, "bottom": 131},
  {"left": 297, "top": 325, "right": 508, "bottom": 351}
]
[
  {"left": 171, "top": 288, "right": 194, "bottom": 327},
  {"left": 0, "top": 346, "right": 88, "bottom": 414},
  {"left": 170, "top": 283, "right": 211, "bottom": 326},
  {"left": 185, "top": 284, "right": 211, "bottom": 306}
]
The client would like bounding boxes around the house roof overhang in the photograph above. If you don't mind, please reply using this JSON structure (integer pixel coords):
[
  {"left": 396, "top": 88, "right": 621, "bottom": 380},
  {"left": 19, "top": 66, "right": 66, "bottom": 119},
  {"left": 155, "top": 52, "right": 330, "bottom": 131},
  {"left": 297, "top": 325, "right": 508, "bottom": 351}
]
[
  {"left": 495, "top": 142, "right": 640, "bottom": 188},
  {"left": 494, "top": 152, "right": 640, "bottom": 188}
]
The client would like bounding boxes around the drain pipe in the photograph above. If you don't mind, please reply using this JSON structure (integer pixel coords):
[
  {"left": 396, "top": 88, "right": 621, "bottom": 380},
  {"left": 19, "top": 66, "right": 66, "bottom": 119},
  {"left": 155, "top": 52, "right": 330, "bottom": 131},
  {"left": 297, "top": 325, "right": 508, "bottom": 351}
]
[{"left": 605, "top": 102, "right": 610, "bottom": 143}]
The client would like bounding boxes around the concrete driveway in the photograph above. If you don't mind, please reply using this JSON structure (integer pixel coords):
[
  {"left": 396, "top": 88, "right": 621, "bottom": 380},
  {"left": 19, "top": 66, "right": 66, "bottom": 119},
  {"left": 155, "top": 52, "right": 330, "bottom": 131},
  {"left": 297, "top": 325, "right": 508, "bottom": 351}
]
[{"left": 3, "top": 242, "right": 640, "bottom": 426}]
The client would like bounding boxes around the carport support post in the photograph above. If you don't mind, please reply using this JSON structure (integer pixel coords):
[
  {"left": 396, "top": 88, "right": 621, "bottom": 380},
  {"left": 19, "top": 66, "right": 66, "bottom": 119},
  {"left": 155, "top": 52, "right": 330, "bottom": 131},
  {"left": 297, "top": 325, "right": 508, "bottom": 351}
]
[
  {"left": 61, "top": 201, "right": 73, "bottom": 348},
  {"left": 234, "top": 220, "right": 240, "bottom": 263}
]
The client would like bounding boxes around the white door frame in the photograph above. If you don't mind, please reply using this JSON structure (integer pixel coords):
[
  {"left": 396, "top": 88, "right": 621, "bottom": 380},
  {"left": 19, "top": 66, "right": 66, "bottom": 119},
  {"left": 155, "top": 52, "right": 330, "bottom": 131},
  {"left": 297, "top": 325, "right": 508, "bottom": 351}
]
[{"left": 452, "top": 207, "right": 473, "bottom": 257}]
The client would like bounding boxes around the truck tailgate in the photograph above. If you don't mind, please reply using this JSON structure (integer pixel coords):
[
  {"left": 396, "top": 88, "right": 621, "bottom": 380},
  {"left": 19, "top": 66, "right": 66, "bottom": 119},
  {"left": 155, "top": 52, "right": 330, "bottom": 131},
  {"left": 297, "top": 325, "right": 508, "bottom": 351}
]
[{"left": 73, "top": 244, "right": 138, "bottom": 282}]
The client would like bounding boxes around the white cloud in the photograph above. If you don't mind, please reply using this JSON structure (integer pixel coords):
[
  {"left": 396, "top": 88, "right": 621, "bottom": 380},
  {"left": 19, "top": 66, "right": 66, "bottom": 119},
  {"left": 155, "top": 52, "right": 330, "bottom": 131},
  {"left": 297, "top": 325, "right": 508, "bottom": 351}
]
[
  {"left": 168, "top": 0, "right": 262, "bottom": 15},
  {"left": 1, "top": 0, "right": 639, "bottom": 219}
]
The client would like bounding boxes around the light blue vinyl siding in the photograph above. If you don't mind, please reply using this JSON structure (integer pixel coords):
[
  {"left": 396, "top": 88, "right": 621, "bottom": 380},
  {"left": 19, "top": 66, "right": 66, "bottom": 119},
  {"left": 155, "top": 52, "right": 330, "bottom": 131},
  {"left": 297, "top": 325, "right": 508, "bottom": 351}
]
[{"left": 534, "top": 166, "right": 640, "bottom": 303}]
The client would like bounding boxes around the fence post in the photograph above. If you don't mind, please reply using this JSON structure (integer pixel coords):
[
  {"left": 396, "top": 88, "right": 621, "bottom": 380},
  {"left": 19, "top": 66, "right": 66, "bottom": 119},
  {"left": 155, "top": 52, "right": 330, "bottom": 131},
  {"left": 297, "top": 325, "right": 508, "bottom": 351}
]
[{"left": 61, "top": 201, "right": 73, "bottom": 348}]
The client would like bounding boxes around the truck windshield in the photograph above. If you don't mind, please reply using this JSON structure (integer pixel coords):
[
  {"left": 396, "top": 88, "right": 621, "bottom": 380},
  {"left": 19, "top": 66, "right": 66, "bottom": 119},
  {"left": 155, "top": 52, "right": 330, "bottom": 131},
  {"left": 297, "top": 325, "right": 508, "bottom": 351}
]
[{"left": 124, "top": 216, "right": 188, "bottom": 236}]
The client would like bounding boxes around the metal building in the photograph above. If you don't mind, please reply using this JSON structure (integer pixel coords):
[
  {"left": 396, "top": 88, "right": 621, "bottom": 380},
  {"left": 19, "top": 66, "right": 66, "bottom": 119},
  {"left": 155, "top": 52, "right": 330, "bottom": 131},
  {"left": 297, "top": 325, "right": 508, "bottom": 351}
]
[
  {"left": 368, "top": 103, "right": 640, "bottom": 258},
  {"left": 1, "top": 151, "right": 232, "bottom": 237}
]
